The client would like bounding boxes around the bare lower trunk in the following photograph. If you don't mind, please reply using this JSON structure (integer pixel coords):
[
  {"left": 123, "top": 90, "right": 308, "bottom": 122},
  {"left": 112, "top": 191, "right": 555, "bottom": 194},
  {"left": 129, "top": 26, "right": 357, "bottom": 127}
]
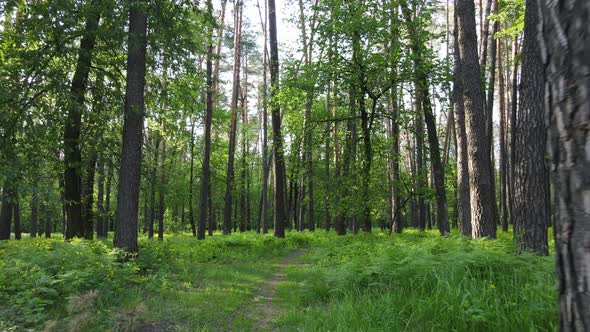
[
  {"left": 198, "top": 0, "right": 215, "bottom": 240},
  {"left": 223, "top": 0, "right": 242, "bottom": 235},
  {"left": 114, "top": 1, "right": 148, "bottom": 253},
  {"left": 63, "top": 1, "right": 101, "bottom": 239},
  {"left": 268, "top": 0, "right": 288, "bottom": 238},
  {"left": 539, "top": 0, "right": 590, "bottom": 328},
  {"left": 456, "top": 0, "right": 496, "bottom": 238},
  {"left": 513, "top": 0, "right": 549, "bottom": 255}
]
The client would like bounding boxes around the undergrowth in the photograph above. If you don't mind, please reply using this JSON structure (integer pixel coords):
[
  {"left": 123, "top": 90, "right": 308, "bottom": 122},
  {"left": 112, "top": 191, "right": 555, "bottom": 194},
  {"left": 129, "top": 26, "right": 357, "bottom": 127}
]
[
  {"left": 0, "top": 229, "right": 557, "bottom": 331},
  {"left": 277, "top": 229, "right": 557, "bottom": 331},
  {"left": 0, "top": 232, "right": 310, "bottom": 331}
]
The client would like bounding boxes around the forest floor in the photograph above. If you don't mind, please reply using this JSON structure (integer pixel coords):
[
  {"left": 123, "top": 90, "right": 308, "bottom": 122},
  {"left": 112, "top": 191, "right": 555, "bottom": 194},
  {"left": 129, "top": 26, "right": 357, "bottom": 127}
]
[
  {"left": 230, "top": 249, "right": 307, "bottom": 331},
  {"left": 0, "top": 229, "right": 558, "bottom": 331}
]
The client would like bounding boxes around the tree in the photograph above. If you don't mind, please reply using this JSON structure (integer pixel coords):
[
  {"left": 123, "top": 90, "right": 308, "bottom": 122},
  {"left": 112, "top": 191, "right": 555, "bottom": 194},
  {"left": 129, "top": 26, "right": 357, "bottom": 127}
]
[
  {"left": 198, "top": 0, "right": 215, "bottom": 240},
  {"left": 539, "top": 0, "right": 590, "bottom": 328},
  {"left": 456, "top": 0, "right": 496, "bottom": 239},
  {"left": 0, "top": 187, "right": 14, "bottom": 240},
  {"left": 512, "top": 0, "right": 549, "bottom": 255},
  {"left": 453, "top": 0, "right": 471, "bottom": 237},
  {"left": 63, "top": 0, "right": 102, "bottom": 239},
  {"left": 223, "top": 0, "right": 243, "bottom": 235},
  {"left": 401, "top": 0, "right": 450, "bottom": 235},
  {"left": 113, "top": 0, "right": 148, "bottom": 254},
  {"left": 268, "top": 0, "right": 288, "bottom": 238}
]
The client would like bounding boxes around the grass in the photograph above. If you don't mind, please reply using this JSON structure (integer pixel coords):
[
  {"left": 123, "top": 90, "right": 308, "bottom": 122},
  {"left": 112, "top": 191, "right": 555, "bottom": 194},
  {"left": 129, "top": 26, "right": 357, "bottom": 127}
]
[
  {"left": 0, "top": 229, "right": 557, "bottom": 331},
  {"left": 276, "top": 229, "right": 558, "bottom": 331}
]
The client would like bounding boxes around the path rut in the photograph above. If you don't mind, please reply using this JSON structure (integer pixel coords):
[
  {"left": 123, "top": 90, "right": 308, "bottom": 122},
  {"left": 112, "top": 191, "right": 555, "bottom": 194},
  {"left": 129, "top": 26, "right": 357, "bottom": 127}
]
[{"left": 232, "top": 249, "right": 307, "bottom": 331}]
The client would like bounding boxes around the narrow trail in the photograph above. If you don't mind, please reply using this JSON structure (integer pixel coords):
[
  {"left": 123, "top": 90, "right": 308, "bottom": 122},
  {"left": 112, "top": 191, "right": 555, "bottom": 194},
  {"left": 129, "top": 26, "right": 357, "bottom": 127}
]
[{"left": 231, "top": 249, "right": 307, "bottom": 331}]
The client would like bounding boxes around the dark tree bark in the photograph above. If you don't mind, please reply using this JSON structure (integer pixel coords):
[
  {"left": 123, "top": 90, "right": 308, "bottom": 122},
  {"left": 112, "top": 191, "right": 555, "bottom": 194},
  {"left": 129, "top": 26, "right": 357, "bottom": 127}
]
[
  {"left": 63, "top": 0, "right": 101, "bottom": 239},
  {"left": 512, "top": 0, "right": 549, "bottom": 255},
  {"left": 149, "top": 134, "right": 160, "bottom": 239},
  {"left": 401, "top": 2, "right": 450, "bottom": 235},
  {"left": 82, "top": 156, "right": 97, "bottom": 239},
  {"left": 268, "top": 0, "right": 288, "bottom": 238},
  {"left": 484, "top": 0, "right": 499, "bottom": 231},
  {"left": 188, "top": 120, "right": 197, "bottom": 237},
  {"left": 96, "top": 157, "right": 106, "bottom": 238},
  {"left": 324, "top": 84, "right": 331, "bottom": 231},
  {"left": 157, "top": 131, "right": 166, "bottom": 241},
  {"left": 13, "top": 196, "right": 20, "bottom": 240},
  {"left": 30, "top": 193, "right": 38, "bottom": 238},
  {"left": 114, "top": 1, "right": 148, "bottom": 254},
  {"left": 239, "top": 78, "right": 249, "bottom": 233},
  {"left": 497, "top": 40, "right": 509, "bottom": 233},
  {"left": 257, "top": 0, "right": 270, "bottom": 235},
  {"left": 539, "top": 0, "right": 590, "bottom": 328},
  {"left": 223, "top": 0, "right": 242, "bottom": 235},
  {"left": 0, "top": 185, "right": 13, "bottom": 240},
  {"left": 298, "top": 0, "right": 316, "bottom": 232},
  {"left": 415, "top": 97, "right": 426, "bottom": 231},
  {"left": 456, "top": 0, "right": 496, "bottom": 238},
  {"left": 213, "top": 0, "right": 228, "bottom": 106},
  {"left": 198, "top": 0, "right": 214, "bottom": 240},
  {"left": 508, "top": 37, "right": 519, "bottom": 229},
  {"left": 479, "top": 0, "right": 492, "bottom": 72},
  {"left": 44, "top": 204, "right": 51, "bottom": 238},
  {"left": 104, "top": 158, "right": 113, "bottom": 234}
]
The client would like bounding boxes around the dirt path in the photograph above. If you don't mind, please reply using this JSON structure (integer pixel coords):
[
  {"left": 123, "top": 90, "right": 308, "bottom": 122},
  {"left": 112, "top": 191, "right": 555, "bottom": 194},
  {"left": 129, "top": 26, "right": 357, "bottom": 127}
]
[{"left": 231, "top": 249, "right": 307, "bottom": 331}]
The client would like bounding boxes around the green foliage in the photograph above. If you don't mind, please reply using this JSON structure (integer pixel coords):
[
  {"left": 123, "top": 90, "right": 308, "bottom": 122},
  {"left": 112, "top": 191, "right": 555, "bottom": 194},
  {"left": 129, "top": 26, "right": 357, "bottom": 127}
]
[
  {"left": 0, "top": 230, "right": 558, "bottom": 330},
  {"left": 0, "top": 232, "right": 310, "bottom": 330},
  {"left": 278, "top": 230, "right": 558, "bottom": 331}
]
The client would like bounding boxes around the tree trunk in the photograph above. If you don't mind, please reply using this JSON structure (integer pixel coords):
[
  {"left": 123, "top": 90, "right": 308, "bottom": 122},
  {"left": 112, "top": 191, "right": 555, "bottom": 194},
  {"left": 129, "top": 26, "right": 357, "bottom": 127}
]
[
  {"left": 298, "top": 0, "right": 315, "bottom": 232},
  {"left": 497, "top": 40, "right": 509, "bottom": 233},
  {"left": 213, "top": 0, "right": 228, "bottom": 107},
  {"left": 198, "top": 0, "right": 215, "bottom": 240},
  {"left": 259, "top": 0, "right": 270, "bottom": 235},
  {"left": 149, "top": 134, "right": 160, "bottom": 239},
  {"left": 44, "top": 204, "right": 51, "bottom": 238},
  {"left": 415, "top": 96, "right": 426, "bottom": 231},
  {"left": 0, "top": 184, "right": 13, "bottom": 240},
  {"left": 63, "top": 0, "right": 101, "bottom": 239},
  {"left": 268, "top": 0, "right": 288, "bottom": 238},
  {"left": 508, "top": 37, "right": 518, "bottom": 228},
  {"left": 401, "top": 1, "right": 450, "bottom": 235},
  {"left": 324, "top": 87, "right": 331, "bottom": 231},
  {"left": 513, "top": 0, "right": 550, "bottom": 255},
  {"left": 188, "top": 120, "right": 197, "bottom": 237},
  {"left": 82, "top": 156, "right": 97, "bottom": 239},
  {"left": 223, "top": 0, "right": 242, "bottom": 235},
  {"left": 104, "top": 158, "right": 113, "bottom": 235},
  {"left": 539, "top": 0, "right": 590, "bottom": 328},
  {"left": 13, "top": 195, "right": 20, "bottom": 240},
  {"left": 456, "top": 0, "right": 496, "bottom": 238},
  {"left": 157, "top": 130, "right": 167, "bottom": 241},
  {"left": 96, "top": 157, "right": 106, "bottom": 238},
  {"left": 30, "top": 193, "right": 38, "bottom": 238},
  {"left": 114, "top": 0, "right": 148, "bottom": 254}
]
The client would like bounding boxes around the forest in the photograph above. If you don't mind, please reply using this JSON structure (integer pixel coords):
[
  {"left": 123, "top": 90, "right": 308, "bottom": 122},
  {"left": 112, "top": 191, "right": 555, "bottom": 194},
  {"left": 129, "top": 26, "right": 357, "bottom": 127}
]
[{"left": 0, "top": 0, "right": 588, "bottom": 330}]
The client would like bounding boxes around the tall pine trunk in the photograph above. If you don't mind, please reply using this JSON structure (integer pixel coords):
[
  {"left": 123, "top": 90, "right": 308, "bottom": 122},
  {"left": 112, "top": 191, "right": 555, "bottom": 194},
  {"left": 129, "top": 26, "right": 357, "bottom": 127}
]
[
  {"left": 114, "top": 0, "right": 148, "bottom": 254},
  {"left": 456, "top": 0, "right": 496, "bottom": 239},
  {"left": 223, "top": 0, "right": 242, "bottom": 235},
  {"left": 198, "top": 0, "right": 215, "bottom": 240},
  {"left": 513, "top": 0, "right": 549, "bottom": 255},
  {"left": 63, "top": 0, "right": 101, "bottom": 239},
  {"left": 539, "top": 0, "right": 590, "bottom": 328},
  {"left": 268, "top": 0, "right": 288, "bottom": 238}
]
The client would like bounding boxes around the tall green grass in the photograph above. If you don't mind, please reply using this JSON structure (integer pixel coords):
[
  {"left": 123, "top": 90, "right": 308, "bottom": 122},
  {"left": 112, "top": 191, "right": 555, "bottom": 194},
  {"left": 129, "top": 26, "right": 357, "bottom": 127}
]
[
  {"left": 277, "top": 230, "right": 557, "bottom": 331},
  {"left": 0, "top": 230, "right": 557, "bottom": 331}
]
